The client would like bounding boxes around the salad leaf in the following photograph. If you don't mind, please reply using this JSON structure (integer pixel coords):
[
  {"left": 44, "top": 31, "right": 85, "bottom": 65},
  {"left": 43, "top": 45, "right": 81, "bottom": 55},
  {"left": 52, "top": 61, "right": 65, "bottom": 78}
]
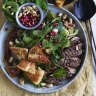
[
  {"left": 34, "top": 0, "right": 48, "bottom": 10},
  {"left": 3, "top": 1, "right": 19, "bottom": 12},
  {"left": 42, "top": 39, "right": 51, "bottom": 48},
  {"left": 69, "top": 29, "right": 79, "bottom": 37},
  {"left": 52, "top": 67, "right": 67, "bottom": 79},
  {"left": 46, "top": 10, "right": 56, "bottom": 20},
  {"left": 23, "top": 35, "right": 32, "bottom": 44}
]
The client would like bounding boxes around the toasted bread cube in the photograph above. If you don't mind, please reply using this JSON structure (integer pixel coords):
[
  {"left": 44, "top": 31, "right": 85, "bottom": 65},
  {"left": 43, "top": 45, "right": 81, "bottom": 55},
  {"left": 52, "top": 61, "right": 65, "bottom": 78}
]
[
  {"left": 10, "top": 47, "right": 28, "bottom": 59},
  {"left": 28, "top": 45, "right": 51, "bottom": 64},
  {"left": 26, "top": 69, "right": 45, "bottom": 85},
  {"left": 17, "top": 60, "right": 36, "bottom": 74}
]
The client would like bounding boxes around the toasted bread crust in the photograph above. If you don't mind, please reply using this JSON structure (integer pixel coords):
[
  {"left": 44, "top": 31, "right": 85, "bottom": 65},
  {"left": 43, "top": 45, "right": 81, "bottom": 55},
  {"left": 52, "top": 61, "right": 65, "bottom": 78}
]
[
  {"left": 17, "top": 60, "right": 36, "bottom": 74},
  {"left": 10, "top": 47, "right": 28, "bottom": 59},
  {"left": 26, "top": 69, "right": 45, "bottom": 85}
]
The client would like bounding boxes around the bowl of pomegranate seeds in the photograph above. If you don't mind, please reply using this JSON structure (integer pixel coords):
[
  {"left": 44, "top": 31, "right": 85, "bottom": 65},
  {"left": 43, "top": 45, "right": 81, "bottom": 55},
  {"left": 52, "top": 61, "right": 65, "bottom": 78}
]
[{"left": 16, "top": 3, "right": 44, "bottom": 30}]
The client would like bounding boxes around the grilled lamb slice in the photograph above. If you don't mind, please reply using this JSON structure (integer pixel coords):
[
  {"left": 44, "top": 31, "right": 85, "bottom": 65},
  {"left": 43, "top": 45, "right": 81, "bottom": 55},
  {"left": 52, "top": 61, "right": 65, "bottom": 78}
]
[
  {"left": 70, "top": 37, "right": 81, "bottom": 46},
  {"left": 17, "top": 60, "right": 36, "bottom": 74},
  {"left": 10, "top": 47, "right": 28, "bottom": 60},
  {"left": 45, "top": 77, "right": 61, "bottom": 85},
  {"left": 26, "top": 69, "right": 45, "bottom": 85},
  {"left": 62, "top": 43, "right": 82, "bottom": 58},
  {"left": 60, "top": 57, "right": 81, "bottom": 68}
]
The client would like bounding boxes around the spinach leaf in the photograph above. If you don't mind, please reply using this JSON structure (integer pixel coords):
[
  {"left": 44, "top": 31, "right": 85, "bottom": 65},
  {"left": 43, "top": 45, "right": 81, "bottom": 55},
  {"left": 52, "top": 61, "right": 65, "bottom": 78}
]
[
  {"left": 23, "top": 34, "right": 32, "bottom": 44},
  {"left": 3, "top": 1, "right": 19, "bottom": 12},
  {"left": 46, "top": 10, "right": 56, "bottom": 20},
  {"left": 69, "top": 29, "right": 79, "bottom": 37},
  {"left": 52, "top": 67, "right": 67, "bottom": 79},
  {"left": 34, "top": 0, "right": 48, "bottom": 10}
]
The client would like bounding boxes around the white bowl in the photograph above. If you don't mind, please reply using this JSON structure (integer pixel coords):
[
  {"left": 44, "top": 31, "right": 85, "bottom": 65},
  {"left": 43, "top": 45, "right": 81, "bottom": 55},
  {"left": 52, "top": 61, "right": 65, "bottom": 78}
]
[{"left": 16, "top": 3, "right": 44, "bottom": 30}]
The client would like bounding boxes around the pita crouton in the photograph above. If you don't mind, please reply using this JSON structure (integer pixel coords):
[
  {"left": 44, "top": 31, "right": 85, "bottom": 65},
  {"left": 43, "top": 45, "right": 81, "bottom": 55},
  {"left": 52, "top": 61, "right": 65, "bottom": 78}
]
[
  {"left": 26, "top": 69, "right": 45, "bottom": 85},
  {"left": 6, "top": 66, "right": 21, "bottom": 77},
  {"left": 10, "top": 47, "right": 28, "bottom": 60},
  {"left": 28, "top": 45, "right": 51, "bottom": 64},
  {"left": 17, "top": 60, "right": 36, "bottom": 74}
]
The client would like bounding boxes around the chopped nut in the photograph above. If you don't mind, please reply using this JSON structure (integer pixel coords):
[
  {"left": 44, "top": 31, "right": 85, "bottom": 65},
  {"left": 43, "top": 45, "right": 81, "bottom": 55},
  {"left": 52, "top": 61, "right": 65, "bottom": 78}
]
[
  {"left": 9, "top": 41, "right": 14, "bottom": 46},
  {"left": 11, "top": 12, "right": 14, "bottom": 16},
  {"left": 57, "top": 12, "right": 63, "bottom": 17},
  {"left": 46, "top": 49, "right": 51, "bottom": 54},
  {"left": 62, "top": 14, "right": 67, "bottom": 19},
  {"left": 41, "top": 83, "right": 46, "bottom": 87},
  {"left": 46, "top": 84, "right": 53, "bottom": 88},
  {"left": 42, "top": 23, "right": 45, "bottom": 27},
  {"left": 27, "top": 6, "right": 33, "bottom": 10},
  {"left": 15, "top": 38, "right": 20, "bottom": 44},
  {"left": 7, "top": 6, "right": 11, "bottom": 9},
  {"left": 64, "top": 21, "right": 68, "bottom": 27},
  {"left": 38, "top": 67, "right": 42, "bottom": 70},
  {"left": 18, "top": 13, "right": 22, "bottom": 18},
  {"left": 69, "top": 18, "right": 73, "bottom": 24},
  {"left": 19, "top": 77, "right": 24, "bottom": 85},
  {"left": 9, "top": 57, "right": 13, "bottom": 63},
  {"left": 32, "top": 5, "right": 36, "bottom": 9}
]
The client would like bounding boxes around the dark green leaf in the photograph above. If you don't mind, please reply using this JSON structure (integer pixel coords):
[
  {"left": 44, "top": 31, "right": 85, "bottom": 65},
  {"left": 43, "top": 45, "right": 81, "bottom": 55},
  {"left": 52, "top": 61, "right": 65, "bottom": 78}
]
[{"left": 52, "top": 67, "right": 67, "bottom": 79}]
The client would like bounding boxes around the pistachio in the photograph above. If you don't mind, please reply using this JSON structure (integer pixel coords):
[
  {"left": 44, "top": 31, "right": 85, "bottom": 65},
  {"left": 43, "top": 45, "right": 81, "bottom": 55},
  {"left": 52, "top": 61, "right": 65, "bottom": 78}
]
[
  {"left": 15, "top": 38, "right": 20, "bottom": 44},
  {"left": 9, "top": 57, "right": 13, "bottom": 63},
  {"left": 69, "top": 18, "right": 73, "bottom": 24},
  {"left": 7, "top": 6, "right": 11, "bottom": 9},
  {"left": 32, "top": 5, "right": 36, "bottom": 9},
  {"left": 46, "top": 49, "right": 51, "bottom": 54},
  {"left": 18, "top": 13, "right": 22, "bottom": 18},
  {"left": 46, "top": 84, "right": 53, "bottom": 88},
  {"left": 11, "top": 12, "right": 14, "bottom": 16},
  {"left": 9, "top": 41, "right": 14, "bottom": 46},
  {"left": 41, "top": 83, "right": 46, "bottom": 87},
  {"left": 62, "top": 14, "right": 67, "bottom": 19},
  {"left": 19, "top": 77, "right": 24, "bottom": 85},
  {"left": 58, "top": 12, "right": 63, "bottom": 17},
  {"left": 27, "top": 6, "right": 33, "bottom": 10}
]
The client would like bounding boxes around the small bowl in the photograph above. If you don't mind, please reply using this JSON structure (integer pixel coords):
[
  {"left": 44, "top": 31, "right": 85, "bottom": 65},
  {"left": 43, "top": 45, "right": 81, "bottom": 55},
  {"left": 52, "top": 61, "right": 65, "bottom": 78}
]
[{"left": 16, "top": 3, "right": 44, "bottom": 30}]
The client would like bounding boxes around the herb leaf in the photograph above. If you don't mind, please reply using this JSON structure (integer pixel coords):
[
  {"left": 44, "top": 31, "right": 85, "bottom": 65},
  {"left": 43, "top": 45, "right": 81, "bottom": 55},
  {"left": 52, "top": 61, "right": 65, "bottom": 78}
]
[{"left": 52, "top": 67, "right": 67, "bottom": 79}]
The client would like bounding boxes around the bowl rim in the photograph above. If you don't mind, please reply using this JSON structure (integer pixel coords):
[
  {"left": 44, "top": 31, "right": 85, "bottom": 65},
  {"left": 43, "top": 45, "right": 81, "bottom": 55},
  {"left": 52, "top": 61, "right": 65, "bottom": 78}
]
[
  {"left": 15, "top": 3, "right": 44, "bottom": 30},
  {"left": 0, "top": 4, "right": 88, "bottom": 93}
]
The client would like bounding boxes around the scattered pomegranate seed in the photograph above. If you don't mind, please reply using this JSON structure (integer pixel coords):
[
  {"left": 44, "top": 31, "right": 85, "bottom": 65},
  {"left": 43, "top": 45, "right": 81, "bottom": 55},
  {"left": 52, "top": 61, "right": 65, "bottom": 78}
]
[
  {"left": 50, "top": 31, "right": 58, "bottom": 36},
  {"left": 53, "top": 22, "right": 58, "bottom": 27}
]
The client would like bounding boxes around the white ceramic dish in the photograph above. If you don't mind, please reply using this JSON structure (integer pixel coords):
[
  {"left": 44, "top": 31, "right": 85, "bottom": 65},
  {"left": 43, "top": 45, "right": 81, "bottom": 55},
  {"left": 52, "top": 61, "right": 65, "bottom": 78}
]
[{"left": 0, "top": 4, "right": 87, "bottom": 93}]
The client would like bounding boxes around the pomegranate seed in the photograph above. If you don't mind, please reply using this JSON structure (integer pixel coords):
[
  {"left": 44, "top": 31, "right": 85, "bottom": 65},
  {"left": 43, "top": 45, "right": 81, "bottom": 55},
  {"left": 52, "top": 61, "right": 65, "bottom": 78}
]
[
  {"left": 53, "top": 22, "right": 58, "bottom": 27},
  {"left": 50, "top": 31, "right": 57, "bottom": 36}
]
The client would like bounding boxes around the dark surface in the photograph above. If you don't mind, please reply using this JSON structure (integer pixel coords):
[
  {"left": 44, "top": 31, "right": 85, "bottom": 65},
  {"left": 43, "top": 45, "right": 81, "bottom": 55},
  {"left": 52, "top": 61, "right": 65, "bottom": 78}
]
[{"left": 74, "top": 0, "right": 96, "bottom": 21}]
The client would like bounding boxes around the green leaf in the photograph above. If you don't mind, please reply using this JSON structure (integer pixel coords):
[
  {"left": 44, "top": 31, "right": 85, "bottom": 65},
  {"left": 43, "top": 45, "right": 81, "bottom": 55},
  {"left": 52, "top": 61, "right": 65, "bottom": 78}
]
[
  {"left": 3, "top": 10, "right": 15, "bottom": 22},
  {"left": 69, "top": 29, "right": 79, "bottom": 37},
  {"left": 52, "top": 67, "right": 67, "bottom": 79},
  {"left": 34, "top": 0, "right": 48, "bottom": 10},
  {"left": 3, "top": 1, "right": 19, "bottom": 12},
  {"left": 46, "top": 10, "right": 56, "bottom": 20},
  {"left": 42, "top": 39, "right": 51, "bottom": 48},
  {"left": 23, "top": 34, "right": 32, "bottom": 44},
  {"left": 32, "top": 30, "right": 40, "bottom": 36}
]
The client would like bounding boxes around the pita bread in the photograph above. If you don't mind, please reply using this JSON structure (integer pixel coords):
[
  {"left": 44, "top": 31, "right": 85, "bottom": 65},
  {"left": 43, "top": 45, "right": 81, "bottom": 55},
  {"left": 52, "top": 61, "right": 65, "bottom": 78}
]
[
  {"left": 10, "top": 47, "right": 28, "bottom": 60},
  {"left": 28, "top": 45, "right": 51, "bottom": 64},
  {"left": 17, "top": 60, "right": 36, "bottom": 74}
]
